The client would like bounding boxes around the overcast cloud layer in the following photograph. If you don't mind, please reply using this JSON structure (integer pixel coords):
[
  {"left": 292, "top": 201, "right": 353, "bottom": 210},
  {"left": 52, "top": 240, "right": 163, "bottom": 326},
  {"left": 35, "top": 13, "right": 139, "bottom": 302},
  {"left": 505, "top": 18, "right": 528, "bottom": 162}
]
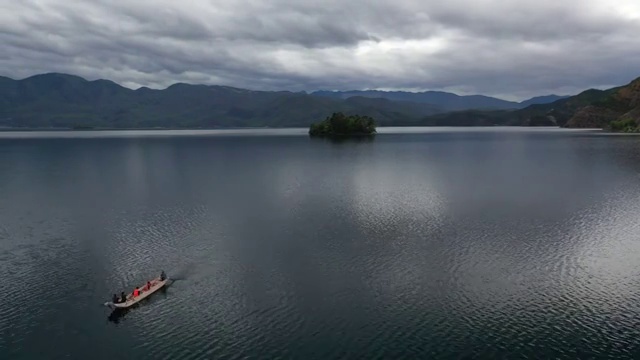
[{"left": 2, "top": 0, "right": 640, "bottom": 100}]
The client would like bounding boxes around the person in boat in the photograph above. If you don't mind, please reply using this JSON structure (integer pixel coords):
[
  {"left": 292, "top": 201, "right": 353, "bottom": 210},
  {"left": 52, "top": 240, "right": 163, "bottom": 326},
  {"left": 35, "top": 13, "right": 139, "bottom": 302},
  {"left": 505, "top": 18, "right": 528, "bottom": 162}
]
[
  {"left": 146, "top": 281, "right": 152, "bottom": 291},
  {"left": 133, "top": 287, "right": 140, "bottom": 297},
  {"left": 112, "top": 294, "right": 119, "bottom": 304},
  {"left": 160, "top": 270, "right": 166, "bottom": 281},
  {"left": 120, "top": 291, "right": 127, "bottom": 303}
]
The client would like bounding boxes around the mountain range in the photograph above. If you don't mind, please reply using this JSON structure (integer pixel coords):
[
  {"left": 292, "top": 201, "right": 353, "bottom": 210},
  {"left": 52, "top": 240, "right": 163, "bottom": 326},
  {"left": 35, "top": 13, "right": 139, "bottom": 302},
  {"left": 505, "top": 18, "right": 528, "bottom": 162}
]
[
  {"left": 0, "top": 73, "right": 566, "bottom": 129},
  {"left": 0, "top": 72, "right": 637, "bottom": 131},
  {"left": 422, "top": 76, "right": 640, "bottom": 130},
  {"left": 312, "top": 90, "right": 568, "bottom": 111}
]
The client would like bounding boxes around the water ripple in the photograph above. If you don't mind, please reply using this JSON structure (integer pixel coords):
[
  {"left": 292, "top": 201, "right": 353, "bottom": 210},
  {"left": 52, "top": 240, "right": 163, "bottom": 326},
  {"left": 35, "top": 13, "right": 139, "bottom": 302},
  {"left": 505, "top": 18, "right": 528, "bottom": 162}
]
[{"left": 2, "top": 131, "right": 640, "bottom": 359}]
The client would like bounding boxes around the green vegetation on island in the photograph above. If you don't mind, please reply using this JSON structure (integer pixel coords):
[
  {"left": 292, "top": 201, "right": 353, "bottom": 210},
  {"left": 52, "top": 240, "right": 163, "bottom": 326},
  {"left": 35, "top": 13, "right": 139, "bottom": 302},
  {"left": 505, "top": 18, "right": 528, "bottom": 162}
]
[{"left": 309, "top": 112, "right": 376, "bottom": 137}]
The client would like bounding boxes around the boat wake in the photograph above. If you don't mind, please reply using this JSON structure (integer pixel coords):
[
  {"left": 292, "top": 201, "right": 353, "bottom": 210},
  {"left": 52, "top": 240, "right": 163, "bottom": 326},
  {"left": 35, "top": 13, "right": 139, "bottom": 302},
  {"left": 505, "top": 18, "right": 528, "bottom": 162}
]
[
  {"left": 166, "top": 264, "right": 194, "bottom": 282},
  {"left": 107, "top": 307, "right": 130, "bottom": 324}
]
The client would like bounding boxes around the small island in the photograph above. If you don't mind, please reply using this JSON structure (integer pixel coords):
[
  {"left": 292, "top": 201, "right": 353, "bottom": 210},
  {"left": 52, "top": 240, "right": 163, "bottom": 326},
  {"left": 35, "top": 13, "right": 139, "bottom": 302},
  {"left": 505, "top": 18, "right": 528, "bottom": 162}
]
[{"left": 309, "top": 112, "right": 377, "bottom": 137}]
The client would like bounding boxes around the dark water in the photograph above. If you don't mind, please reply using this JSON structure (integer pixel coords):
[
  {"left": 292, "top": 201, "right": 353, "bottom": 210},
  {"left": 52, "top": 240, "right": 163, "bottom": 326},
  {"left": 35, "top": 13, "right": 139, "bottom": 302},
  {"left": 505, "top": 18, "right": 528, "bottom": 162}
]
[{"left": 1, "top": 128, "right": 640, "bottom": 359}]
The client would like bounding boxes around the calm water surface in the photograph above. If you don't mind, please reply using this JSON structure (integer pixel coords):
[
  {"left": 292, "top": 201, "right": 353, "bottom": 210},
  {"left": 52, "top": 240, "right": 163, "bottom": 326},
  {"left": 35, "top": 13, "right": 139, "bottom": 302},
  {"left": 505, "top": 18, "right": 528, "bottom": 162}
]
[{"left": 1, "top": 128, "right": 640, "bottom": 359}]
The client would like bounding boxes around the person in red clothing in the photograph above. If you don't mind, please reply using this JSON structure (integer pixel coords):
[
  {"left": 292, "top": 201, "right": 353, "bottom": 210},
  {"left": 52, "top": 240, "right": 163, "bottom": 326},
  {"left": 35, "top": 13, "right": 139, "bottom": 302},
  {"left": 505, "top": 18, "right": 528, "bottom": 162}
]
[{"left": 133, "top": 287, "right": 140, "bottom": 297}]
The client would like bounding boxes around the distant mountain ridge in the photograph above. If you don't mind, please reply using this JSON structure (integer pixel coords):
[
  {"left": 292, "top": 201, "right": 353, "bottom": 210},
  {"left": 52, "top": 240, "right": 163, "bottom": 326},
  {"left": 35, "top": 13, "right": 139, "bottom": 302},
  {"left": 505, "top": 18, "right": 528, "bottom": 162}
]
[
  {"left": 519, "top": 95, "right": 570, "bottom": 107},
  {"left": 0, "top": 72, "right": 632, "bottom": 130},
  {"left": 565, "top": 77, "right": 640, "bottom": 130},
  {"left": 0, "top": 73, "right": 441, "bottom": 128},
  {"left": 311, "top": 90, "right": 569, "bottom": 111},
  {"left": 419, "top": 76, "right": 640, "bottom": 130}
]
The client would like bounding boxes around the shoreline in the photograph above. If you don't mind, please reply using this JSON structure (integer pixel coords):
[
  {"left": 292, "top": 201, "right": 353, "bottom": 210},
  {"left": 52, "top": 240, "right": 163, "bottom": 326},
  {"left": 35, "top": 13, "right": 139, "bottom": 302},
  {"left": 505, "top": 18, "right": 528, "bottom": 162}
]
[
  {"left": 0, "top": 126, "right": 272, "bottom": 132},
  {"left": 0, "top": 125, "right": 607, "bottom": 133}
]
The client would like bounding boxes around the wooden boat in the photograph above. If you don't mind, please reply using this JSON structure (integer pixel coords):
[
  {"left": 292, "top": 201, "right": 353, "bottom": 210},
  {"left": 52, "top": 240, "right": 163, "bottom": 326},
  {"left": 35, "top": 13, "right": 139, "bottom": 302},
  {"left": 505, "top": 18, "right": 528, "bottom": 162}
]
[{"left": 105, "top": 275, "right": 168, "bottom": 309}]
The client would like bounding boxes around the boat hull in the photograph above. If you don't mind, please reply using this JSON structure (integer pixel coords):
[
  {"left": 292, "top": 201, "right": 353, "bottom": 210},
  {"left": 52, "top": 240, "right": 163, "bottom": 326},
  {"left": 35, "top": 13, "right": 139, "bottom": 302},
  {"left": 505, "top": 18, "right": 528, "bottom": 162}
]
[{"left": 105, "top": 276, "right": 168, "bottom": 309}]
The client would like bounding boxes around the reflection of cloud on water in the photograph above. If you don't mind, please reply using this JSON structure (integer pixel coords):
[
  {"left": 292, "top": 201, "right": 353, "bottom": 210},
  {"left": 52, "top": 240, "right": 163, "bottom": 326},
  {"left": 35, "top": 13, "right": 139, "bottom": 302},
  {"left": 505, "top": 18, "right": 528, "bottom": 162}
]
[
  {"left": 336, "top": 134, "right": 640, "bottom": 334},
  {"left": 434, "top": 173, "right": 640, "bottom": 346},
  {"left": 348, "top": 159, "right": 446, "bottom": 235},
  {"left": 325, "top": 149, "right": 451, "bottom": 317},
  {"left": 561, "top": 183, "right": 640, "bottom": 307}
]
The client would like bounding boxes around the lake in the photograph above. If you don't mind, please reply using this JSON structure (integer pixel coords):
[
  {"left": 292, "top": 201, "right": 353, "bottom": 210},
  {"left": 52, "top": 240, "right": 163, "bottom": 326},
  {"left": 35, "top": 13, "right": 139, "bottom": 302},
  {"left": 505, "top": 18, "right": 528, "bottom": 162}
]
[{"left": 1, "top": 127, "right": 639, "bottom": 359}]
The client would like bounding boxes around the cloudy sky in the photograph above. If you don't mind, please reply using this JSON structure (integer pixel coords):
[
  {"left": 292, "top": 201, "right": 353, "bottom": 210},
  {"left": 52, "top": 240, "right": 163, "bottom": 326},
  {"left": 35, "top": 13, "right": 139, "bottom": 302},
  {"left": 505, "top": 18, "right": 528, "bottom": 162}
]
[{"left": 2, "top": 0, "right": 640, "bottom": 100}]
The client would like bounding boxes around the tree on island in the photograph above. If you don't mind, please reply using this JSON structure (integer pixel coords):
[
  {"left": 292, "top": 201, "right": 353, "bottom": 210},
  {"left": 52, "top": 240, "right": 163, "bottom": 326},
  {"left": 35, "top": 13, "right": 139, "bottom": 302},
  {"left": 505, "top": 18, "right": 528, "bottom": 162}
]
[{"left": 309, "top": 112, "right": 377, "bottom": 137}]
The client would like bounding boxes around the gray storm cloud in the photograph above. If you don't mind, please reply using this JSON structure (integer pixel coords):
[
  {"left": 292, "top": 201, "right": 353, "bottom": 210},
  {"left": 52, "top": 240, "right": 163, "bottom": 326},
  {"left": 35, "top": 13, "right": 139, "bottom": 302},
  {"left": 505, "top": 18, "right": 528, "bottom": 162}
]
[{"left": 1, "top": 0, "right": 640, "bottom": 100}]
